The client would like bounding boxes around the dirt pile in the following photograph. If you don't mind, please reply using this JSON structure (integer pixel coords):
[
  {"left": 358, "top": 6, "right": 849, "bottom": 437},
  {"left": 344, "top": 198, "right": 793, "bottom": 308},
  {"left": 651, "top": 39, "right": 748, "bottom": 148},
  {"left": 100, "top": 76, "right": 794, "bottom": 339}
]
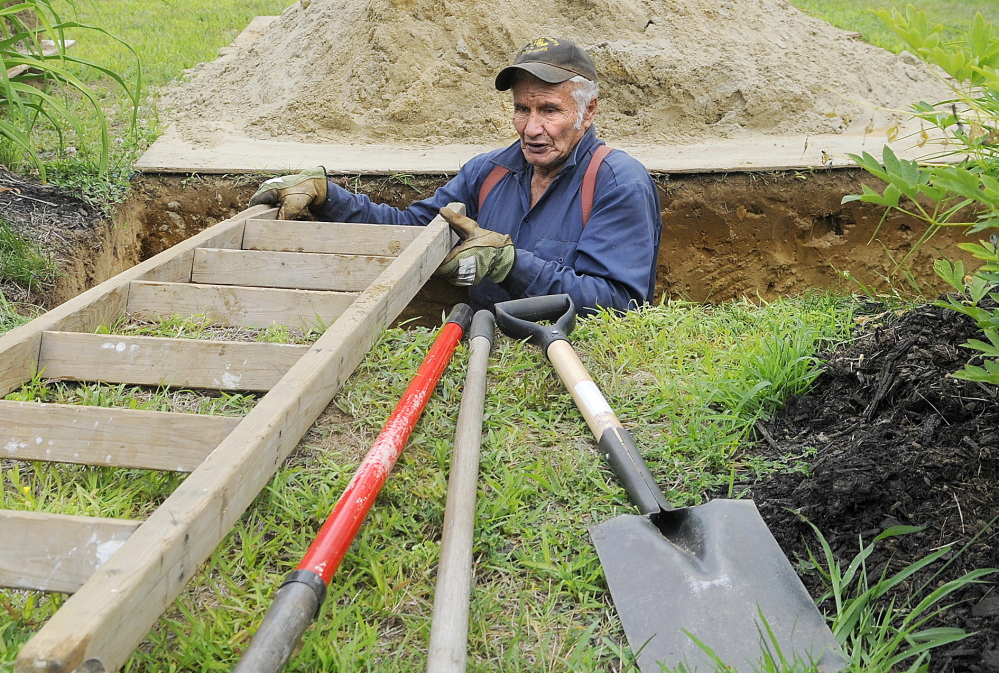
[
  {"left": 747, "top": 301, "right": 999, "bottom": 672},
  {"left": 162, "top": 0, "right": 952, "bottom": 147}
]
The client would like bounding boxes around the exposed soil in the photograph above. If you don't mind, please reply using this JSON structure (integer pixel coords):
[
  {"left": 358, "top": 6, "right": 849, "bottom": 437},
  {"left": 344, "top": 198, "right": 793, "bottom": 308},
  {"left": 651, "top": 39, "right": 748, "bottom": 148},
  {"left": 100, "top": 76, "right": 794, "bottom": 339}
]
[
  {"left": 0, "top": 168, "right": 132, "bottom": 309},
  {"left": 745, "top": 301, "right": 999, "bottom": 672},
  {"left": 1, "top": 169, "right": 986, "bottom": 318}
]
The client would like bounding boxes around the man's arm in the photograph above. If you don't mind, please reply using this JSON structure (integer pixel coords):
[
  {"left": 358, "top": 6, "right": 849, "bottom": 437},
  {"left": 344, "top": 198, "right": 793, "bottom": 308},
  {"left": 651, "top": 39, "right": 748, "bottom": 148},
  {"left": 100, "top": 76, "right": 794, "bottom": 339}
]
[
  {"left": 310, "top": 156, "right": 493, "bottom": 225},
  {"left": 501, "top": 176, "right": 662, "bottom": 314}
]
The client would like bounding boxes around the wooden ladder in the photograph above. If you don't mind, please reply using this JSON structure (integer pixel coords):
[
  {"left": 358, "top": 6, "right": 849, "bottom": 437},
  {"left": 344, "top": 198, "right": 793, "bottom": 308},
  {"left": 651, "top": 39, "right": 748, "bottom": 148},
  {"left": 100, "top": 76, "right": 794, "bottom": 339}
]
[{"left": 0, "top": 203, "right": 457, "bottom": 673}]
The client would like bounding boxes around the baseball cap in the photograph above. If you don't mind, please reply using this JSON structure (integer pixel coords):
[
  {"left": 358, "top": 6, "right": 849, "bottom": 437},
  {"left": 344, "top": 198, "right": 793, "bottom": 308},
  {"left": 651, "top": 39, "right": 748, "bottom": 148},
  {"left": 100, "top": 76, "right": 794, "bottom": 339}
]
[{"left": 495, "top": 37, "right": 598, "bottom": 91}]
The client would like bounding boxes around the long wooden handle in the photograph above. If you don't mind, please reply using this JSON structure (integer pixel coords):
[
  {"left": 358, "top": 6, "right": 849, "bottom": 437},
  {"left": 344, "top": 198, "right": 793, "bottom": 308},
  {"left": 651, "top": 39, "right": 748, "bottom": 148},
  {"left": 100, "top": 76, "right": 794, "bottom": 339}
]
[
  {"left": 546, "top": 340, "right": 668, "bottom": 516},
  {"left": 426, "top": 311, "right": 494, "bottom": 673}
]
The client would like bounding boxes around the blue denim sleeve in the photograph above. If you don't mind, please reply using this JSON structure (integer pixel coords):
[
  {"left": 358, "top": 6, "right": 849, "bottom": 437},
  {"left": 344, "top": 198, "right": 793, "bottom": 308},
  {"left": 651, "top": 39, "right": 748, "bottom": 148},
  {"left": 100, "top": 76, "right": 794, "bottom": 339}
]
[{"left": 502, "top": 174, "right": 661, "bottom": 314}]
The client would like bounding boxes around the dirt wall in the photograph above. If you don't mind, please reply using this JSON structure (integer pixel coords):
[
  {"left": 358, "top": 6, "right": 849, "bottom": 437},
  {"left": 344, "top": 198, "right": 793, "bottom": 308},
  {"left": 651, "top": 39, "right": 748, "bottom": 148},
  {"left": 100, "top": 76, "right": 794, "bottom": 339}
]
[{"left": 107, "top": 170, "right": 982, "bottom": 323}]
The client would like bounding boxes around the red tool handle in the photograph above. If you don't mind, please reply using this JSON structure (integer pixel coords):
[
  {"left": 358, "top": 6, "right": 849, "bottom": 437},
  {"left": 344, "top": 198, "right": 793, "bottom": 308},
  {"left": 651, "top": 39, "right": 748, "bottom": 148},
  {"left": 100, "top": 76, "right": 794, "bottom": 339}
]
[
  {"left": 233, "top": 303, "right": 472, "bottom": 673},
  {"left": 299, "top": 307, "right": 470, "bottom": 582}
]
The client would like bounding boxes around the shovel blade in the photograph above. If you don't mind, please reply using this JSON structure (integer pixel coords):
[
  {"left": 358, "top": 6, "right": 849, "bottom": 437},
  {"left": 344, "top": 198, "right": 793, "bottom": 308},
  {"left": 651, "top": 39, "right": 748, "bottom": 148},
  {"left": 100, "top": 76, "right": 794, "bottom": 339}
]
[{"left": 590, "top": 499, "right": 846, "bottom": 673}]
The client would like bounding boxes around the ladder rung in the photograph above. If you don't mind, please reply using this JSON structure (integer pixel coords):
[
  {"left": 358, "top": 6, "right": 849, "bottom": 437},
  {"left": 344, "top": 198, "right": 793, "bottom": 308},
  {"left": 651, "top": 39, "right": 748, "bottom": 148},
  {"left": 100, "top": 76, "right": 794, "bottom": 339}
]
[
  {"left": 38, "top": 331, "right": 309, "bottom": 392},
  {"left": 127, "top": 281, "right": 357, "bottom": 329},
  {"left": 190, "top": 248, "right": 393, "bottom": 291},
  {"left": 0, "top": 400, "right": 239, "bottom": 471},
  {"left": 0, "top": 510, "right": 139, "bottom": 594},
  {"left": 242, "top": 219, "right": 421, "bottom": 255}
]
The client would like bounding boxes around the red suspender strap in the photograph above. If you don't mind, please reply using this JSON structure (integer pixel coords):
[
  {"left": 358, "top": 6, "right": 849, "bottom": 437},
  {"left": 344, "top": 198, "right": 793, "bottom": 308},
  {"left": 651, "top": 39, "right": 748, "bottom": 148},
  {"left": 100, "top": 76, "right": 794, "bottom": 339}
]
[
  {"left": 477, "top": 145, "right": 613, "bottom": 227},
  {"left": 581, "top": 144, "right": 613, "bottom": 229},
  {"left": 478, "top": 165, "right": 510, "bottom": 212}
]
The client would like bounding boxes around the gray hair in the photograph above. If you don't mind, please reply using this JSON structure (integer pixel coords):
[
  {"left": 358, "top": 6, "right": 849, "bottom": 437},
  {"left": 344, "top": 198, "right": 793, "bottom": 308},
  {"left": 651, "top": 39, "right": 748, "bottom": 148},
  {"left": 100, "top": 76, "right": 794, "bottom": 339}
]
[{"left": 568, "top": 76, "right": 599, "bottom": 129}]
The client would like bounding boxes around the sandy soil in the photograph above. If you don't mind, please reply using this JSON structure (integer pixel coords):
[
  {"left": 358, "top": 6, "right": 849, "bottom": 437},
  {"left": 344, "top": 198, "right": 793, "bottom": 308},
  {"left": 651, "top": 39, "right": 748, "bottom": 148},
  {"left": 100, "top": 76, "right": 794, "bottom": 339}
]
[{"left": 161, "top": 0, "right": 953, "bottom": 147}]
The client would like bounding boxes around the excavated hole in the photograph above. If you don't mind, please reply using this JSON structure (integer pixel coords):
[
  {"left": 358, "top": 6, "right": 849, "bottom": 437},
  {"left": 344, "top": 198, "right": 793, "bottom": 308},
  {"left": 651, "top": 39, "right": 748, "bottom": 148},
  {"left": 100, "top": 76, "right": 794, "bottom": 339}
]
[{"left": 29, "top": 170, "right": 988, "bottom": 325}]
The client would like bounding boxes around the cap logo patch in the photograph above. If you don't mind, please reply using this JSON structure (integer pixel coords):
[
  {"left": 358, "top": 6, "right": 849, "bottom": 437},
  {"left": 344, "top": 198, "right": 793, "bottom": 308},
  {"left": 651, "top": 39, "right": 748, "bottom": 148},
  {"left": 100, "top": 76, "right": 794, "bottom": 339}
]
[{"left": 520, "top": 37, "right": 560, "bottom": 55}]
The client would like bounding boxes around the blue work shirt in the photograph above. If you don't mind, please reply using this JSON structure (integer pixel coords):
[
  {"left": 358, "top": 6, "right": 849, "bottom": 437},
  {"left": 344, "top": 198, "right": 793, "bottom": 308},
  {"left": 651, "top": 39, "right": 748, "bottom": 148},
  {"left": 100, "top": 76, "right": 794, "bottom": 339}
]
[{"left": 313, "top": 126, "right": 662, "bottom": 315}]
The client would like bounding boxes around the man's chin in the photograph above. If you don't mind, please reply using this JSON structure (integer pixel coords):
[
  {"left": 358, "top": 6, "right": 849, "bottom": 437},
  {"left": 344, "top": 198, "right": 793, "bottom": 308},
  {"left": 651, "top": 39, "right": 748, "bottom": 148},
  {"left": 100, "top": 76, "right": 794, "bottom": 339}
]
[{"left": 521, "top": 147, "right": 563, "bottom": 170}]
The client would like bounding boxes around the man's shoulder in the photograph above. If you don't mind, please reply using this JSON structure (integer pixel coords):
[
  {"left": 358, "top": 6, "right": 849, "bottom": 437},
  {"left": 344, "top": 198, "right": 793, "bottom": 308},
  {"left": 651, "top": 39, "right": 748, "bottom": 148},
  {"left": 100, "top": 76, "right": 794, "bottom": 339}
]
[
  {"left": 599, "top": 145, "right": 654, "bottom": 186},
  {"left": 464, "top": 139, "right": 523, "bottom": 174}
]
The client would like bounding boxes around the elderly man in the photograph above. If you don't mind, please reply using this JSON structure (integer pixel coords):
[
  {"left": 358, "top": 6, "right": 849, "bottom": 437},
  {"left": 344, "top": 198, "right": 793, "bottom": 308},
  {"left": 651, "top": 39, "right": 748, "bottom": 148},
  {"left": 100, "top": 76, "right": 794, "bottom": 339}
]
[{"left": 250, "top": 37, "right": 662, "bottom": 315}]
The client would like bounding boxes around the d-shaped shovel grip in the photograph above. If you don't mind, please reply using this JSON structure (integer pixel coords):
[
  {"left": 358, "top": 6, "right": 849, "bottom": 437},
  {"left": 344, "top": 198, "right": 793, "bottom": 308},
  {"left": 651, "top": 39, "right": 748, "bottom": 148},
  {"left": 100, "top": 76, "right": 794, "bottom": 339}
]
[
  {"left": 494, "top": 295, "right": 669, "bottom": 516},
  {"left": 493, "top": 294, "right": 576, "bottom": 350}
]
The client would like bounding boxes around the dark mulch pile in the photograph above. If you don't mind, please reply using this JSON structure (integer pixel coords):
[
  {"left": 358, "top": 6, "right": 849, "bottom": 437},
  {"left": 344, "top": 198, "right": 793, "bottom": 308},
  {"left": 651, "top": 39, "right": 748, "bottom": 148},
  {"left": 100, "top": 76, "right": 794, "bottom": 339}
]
[{"left": 746, "top": 300, "right": 999, "bottom": 672}]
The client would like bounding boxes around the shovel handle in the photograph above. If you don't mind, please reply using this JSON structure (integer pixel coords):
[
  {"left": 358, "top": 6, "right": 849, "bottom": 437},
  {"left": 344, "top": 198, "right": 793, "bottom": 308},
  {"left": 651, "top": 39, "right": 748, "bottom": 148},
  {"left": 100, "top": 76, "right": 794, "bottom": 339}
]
[
  {"left": 494, "top": 295, "right": 668, "bottom": 514},
  {"left": 545, "top": 340, "right": 669, "bottom": 515},
  {"left": 493, "top": 294, "right": 575, "bottom": 349}
]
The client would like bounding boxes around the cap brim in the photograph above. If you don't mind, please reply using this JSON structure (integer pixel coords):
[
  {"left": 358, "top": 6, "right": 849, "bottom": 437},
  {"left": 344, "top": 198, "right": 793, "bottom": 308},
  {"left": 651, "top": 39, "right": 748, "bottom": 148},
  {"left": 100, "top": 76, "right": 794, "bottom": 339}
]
[{"left": 495, "top": 63, "right": 578, "bottom": 91}]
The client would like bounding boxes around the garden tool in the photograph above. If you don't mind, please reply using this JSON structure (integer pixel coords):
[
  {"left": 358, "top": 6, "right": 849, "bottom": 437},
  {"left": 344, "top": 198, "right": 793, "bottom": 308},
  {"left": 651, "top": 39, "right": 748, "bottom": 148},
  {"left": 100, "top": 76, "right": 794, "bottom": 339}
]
[
  {"left": 232, "top": 303, "right": 473, "bottom": 673},
  {"left": 493, "top": 294, "right": 846, "bottom": 673},
  {"left": 426, "top": 309, "right": 495, "bottom": 673}
]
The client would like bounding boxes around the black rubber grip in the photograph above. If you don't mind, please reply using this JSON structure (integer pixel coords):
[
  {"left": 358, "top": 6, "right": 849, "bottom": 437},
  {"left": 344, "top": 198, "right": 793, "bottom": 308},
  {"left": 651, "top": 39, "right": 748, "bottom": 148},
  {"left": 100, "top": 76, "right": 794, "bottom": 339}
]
[
  {"left": 445, "top": 303, "right": 474, "bottom": 332},
  {"left": 279, "top": 569, "right": 328, "bottom": 615},
  {"left": 597, "top": 426, "right": 670, "bottom": 516},
  {"left": 469, "top": 309, "right": 496, "bottom": 344}
]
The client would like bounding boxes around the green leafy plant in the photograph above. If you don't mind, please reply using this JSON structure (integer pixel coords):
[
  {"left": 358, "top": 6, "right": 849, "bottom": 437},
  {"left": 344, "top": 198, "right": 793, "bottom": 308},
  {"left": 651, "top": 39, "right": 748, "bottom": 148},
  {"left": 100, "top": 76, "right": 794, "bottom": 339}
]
[
  {"left": 0, "top": 0, "right": 141, "bottom": 178},
  {"left": 843, "top": 7, "right": 999, "bottom": 383}
]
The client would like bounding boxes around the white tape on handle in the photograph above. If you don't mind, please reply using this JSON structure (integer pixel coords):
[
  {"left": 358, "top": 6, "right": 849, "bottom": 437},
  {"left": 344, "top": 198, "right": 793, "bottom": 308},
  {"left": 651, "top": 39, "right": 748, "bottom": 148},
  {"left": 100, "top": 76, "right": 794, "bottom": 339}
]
[{"left": 573, "top": 380, "right": 613, "bottom": 417}]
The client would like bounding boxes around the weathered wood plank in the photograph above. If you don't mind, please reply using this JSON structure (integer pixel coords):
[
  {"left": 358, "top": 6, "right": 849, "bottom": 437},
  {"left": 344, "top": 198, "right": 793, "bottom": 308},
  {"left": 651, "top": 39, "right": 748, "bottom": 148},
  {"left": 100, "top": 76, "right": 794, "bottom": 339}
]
[
  {"left": 242, "top": 219, "right": 421, "bottom": 256},
  {"left": 0, "top": 510, "right": 139, "bottom": 594},
  {"left": 38, "top": 332, "right": 309, "bottom": 392},
  {"left": 14, "top": 206, "right": 458, "bottom": 673},
  {"left": 0, "top": 401, "right": 239, "bottom": 472},
  {"left": 191, "top": 248, "right": 393, "bottom": 292},
  {"left": 0, "top": 205, "right": 275, "bottom": 397},
  {"left": 126, "top": 281, "right": 357, "bottom": 329}
]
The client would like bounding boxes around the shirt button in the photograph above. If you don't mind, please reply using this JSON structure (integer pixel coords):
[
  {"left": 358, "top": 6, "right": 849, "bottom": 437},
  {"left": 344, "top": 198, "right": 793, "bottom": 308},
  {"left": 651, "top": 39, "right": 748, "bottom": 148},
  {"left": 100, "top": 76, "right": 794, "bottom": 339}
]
[
  {"left": 558, "top": 257, "right": 564, "bottom": 263},
  {"left": 524, "top": 216, "right": 530, "bottom": 223}
]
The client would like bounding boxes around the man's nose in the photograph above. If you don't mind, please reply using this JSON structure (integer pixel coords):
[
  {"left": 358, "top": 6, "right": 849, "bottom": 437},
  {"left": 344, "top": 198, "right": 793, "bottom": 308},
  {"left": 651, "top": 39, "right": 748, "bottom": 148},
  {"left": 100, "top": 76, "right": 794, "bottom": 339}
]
[{"left": 523, "top": 111, "right": 545, "bottom": 137}]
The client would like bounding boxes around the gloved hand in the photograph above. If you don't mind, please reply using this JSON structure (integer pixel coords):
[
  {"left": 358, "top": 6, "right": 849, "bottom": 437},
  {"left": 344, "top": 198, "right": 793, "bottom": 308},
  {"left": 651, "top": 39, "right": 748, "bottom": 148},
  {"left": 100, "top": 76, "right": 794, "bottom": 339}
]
[
  {"left": 249, "top": 166, "right": 328, "bottom": 220},
  {"left": 434, "top": 207, "right": 515, "bottom": 286}
]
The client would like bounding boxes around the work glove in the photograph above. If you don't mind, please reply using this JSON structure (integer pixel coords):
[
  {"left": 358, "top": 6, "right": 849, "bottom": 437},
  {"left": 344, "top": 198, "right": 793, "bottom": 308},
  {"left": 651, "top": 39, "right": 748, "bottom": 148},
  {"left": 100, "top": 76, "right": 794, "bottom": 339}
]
[
  {"left": 434, "top": 207, "right": 516, "bottom": 286},
  {"left": 249, "top": 166, "right": 328, "bottom": 220}
]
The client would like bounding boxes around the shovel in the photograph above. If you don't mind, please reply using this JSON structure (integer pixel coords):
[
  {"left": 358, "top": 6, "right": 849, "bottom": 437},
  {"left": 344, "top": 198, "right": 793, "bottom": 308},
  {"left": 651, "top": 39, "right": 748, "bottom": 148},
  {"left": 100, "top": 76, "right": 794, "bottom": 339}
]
[{"left": 493, "top": 295, "right": 845, "bottom": 673}]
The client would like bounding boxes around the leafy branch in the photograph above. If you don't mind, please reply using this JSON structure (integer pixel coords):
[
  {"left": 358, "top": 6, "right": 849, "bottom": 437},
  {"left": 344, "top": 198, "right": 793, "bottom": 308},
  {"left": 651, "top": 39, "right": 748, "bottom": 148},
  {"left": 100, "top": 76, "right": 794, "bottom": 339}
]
[{"left": 844, "top": 7, "right": 999, "bottom": 384}]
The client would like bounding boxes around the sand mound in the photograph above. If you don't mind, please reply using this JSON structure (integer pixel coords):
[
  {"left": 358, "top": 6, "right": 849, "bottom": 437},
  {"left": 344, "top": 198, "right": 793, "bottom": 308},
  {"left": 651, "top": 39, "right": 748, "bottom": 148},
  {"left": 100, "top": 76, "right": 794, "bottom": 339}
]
[{"left": 161, "top": 0, "right": 952, "bottom": 146}]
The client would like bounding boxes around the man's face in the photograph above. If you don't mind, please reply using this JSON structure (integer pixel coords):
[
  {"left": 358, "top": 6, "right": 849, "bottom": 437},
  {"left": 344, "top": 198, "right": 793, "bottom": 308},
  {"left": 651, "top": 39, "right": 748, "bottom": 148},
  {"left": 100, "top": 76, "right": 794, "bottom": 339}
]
[{"left": 511, "top": 76, "right": 597, "bottom": 175}]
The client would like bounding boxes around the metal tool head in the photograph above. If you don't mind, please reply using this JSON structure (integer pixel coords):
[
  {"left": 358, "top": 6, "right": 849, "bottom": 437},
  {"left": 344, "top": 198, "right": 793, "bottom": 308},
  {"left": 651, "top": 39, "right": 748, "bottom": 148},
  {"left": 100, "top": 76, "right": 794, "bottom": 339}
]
[{"left": 590, "top": 499, "right": 846, "bottom": 673}]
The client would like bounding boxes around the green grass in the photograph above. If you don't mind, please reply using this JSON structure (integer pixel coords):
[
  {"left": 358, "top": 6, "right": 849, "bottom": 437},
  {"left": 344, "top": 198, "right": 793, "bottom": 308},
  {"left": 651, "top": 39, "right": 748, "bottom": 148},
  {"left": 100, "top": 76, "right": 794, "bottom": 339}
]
[
  {"left": 1, "top": 295, "right": 868, "bottom": 672},
  {"left": 0, "top": 220, "right": 58, "bottom": 290},
  {"left": 50, "top": 0, "right": 296, "bottom": 90},
  {"left": 786, "top": 0, "right": 999, "bottom": 52}
]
